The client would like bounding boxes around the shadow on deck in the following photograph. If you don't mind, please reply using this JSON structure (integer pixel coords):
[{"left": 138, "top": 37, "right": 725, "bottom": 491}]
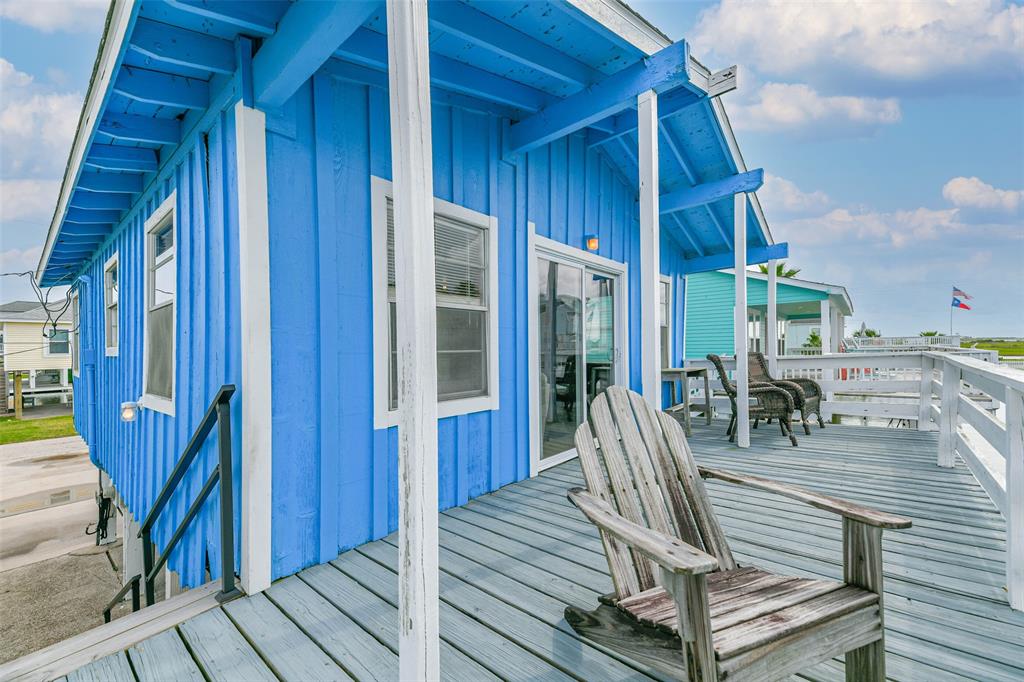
[{"left": 24, "top": 422, "right": 1024, "bottom": 681}]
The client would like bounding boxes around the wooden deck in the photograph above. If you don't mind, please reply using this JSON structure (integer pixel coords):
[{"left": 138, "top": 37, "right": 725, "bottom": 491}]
[{"left": 55, "top": 422, "right": 1023, "bottom": 681}]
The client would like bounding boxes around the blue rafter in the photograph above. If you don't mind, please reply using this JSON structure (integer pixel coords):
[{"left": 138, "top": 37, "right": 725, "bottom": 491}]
[
  {"left": 64, "top": 208, "right": 122, "bottom": 224},
  {"left": 76, "top": 172, "right": 143, "bottom": 194},
  {"left": 113, "top": 66, "right": 209, "bottom": 109},
  {"left": 507, "top": 40, "right": 691, "bottom": 156},
  {"left": 253, "top": 1, "right": 380, "bottom": 109},
  {"left": 588, "top": 87, "right": 702, "bottom": 149},
  {"left": 98, "top": 113, "right": 180, "bottom": 145},
  {"left": 163, "top": 0, "right": 282, "bottom": 36},
  {"left": 68, "top": 191, "right": 132, "bottom": 211},
  {"left": 85, "top": 144, "right": 158, "bottom": 173},
  {"left": 682, "top": 243, "right": 789, "bottom": 274},
  {"left": 129, "top": 17, "right": 236, "bottom": 75},
  {"left": 660, "top": 169, "right": 763, "bottom": 215}
]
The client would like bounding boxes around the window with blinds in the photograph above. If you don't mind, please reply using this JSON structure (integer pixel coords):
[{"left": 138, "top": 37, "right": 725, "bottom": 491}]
[{"left": 385, "top": 198, "right": 489, "bottom": 409}]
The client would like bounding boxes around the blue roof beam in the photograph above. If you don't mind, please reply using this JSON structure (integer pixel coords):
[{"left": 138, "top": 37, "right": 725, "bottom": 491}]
[
  {"left": 128, "top": 18, "right": 236, "bottom": 75},
  {"left": 682, "top": 242, "right": 789, "bottom": 274},
  {"left": 427, "top": 3, "right": 602, "bottom": 88},
  {"left": 77, "top": 172, "right": 144, "bottom": 194},
  {"left": 587, "top": 87, "right": 703, "bottom": 148},
  {"left": 62, "top": 225, "right": 112, "bottom": 238},
  {"left": 113, "top": 67, "right": 209, "bottom": 110},
  {"left": 64, "top": 208, "right": 121, "bottom": 224},
  {"left": 68, "top": 190, "right": 132, "bottom": 211},
  {"left": 506, "top": 40, "right": 691, "bottom": 156},
  {"left": 337, "top": 28, "right": 553, "bottom": 112},
  {"left": 98, "top": 113, "right": 181, "bottom": 146},
  {"left": 254, "top": 1, "right": 380, "bottom": 110},
  {"left": 164, "top": 0, "right": 282, "bottom": 37},
  {"left": 660, "top": 169, "right": 764, "bottom": 215},
  {"left": 85, "top": 144, "right": 159, "bottom": 173}
]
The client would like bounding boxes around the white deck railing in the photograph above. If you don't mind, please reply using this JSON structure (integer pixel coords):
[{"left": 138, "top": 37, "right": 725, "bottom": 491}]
[
  {"left": 845, "top": 335, "right": 960, "bottom": 350},
  {"left": 685, "top": 349, "right": 1022, "bottom": 610}
]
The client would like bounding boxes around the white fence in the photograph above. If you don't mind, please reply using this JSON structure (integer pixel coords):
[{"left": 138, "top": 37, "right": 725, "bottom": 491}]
[
  {"left": 685, "top": 349, "right": 1023, "bottom": 610},
  {"left": 845, "top": 335, "right": 960, "bottom": 350}
]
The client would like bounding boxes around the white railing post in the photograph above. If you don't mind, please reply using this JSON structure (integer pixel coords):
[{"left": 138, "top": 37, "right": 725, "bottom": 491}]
[
  {"left": 733, "top": 193, "right": 749, "bottom": 448},
  {"left": 917, "top": 353, "right": 934, "bottom": 431},
  {"left": 1006, "top": 387, "right": 1023, "bottom": 611},
  {"left": 638, "top": 89, "right": 661, "bottom": 406},
  {"left": 938, "top": 359, "right": 961, "bottom": 468},
  {"left": 767, "top": 259, "right": 778, "bottom": 375}
]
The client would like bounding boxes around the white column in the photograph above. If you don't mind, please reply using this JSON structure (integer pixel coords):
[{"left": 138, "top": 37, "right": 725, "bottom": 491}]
[
  {"left": 819, "top": 299, "right": 832, "bottom": 355},
  {"left": 1006, "top": 387, "right": 1023, "bottom": 611},
  {"left": 734, "top": 193, "right": 749, "bottom": 448},
  {"left": 638, "top": 89, "right": 661, "bottom": 406},
  {"left": 234, "top": 101, "right": 273, "bottom": 596},
  {"left": 937, "top": 360, "right": 960, "bottom": 468},
  {"left": 386, "top": 1, "right": 440, "bottom": 679},
  {"left": 766, "top": 259, "right": 778, "bottom": 375}
]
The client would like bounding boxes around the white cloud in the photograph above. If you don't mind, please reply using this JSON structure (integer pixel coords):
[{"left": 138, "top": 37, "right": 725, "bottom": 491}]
[
  {"left": 729, "top": 83, "right": 900, "bottom": 136},
  {"left": 942, "top": 176, "right": 1021, "bottom": 213},
  {"left": 777, "top": 206, "right": 966, "bottom": 248},
  {"left": 0, "top": 0, "right": 107, "bottom": 33},
  {"left": 692, "top": 0, "right": 1024, "bottom": 93},
  {"left": 0, "top": 58, "right": 82, "bottom": 177},
  {"left": 759, "top": 173, "right": 831, "bottom": 217},
  {"left": 0, "top": 179, "right": 60, "bottom": 224},
  {"left": 0, "top": 246, "right": 43, "bottom": 275}
]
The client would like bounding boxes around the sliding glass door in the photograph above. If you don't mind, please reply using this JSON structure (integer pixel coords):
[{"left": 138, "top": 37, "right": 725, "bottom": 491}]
[{"left": 536, "top": 254, "right": 622, "bottom": 463}]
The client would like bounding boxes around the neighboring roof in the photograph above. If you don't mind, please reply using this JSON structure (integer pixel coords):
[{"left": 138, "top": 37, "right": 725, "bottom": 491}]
[
  {"left": 37, "top": 0, "right": 778, "bottom": 285},
  {"left": 719, "top": 268, "right": 855, "bottom": 316},
  {"left": 0, "top": 301, "right": 72, "bottom": 324},
  {"left": 0, "top": 301, "right": 41, "bottom": 314}
]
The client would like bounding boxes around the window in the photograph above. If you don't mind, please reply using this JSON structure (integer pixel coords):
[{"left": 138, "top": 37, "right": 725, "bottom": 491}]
[
  {"left": 46, "top": 329, "right": 70, "bottom": 355},
  {"left": 71, "top": 291, "right": 79, "bottom": 376},
  {"left": 104, "top": 253, "right": 119, "bottom": 355},
  {"left": 371, "top": 177, "right": 499, "bottom": 428},
  {"left": 142, "top": 194, "right": 176, "bottom": 415},
  {"left": 659, "top": 276, "right": 672, "bottom": 367},
  {"left": 747, "top": 309, "right": 762, "bottom": 353}
]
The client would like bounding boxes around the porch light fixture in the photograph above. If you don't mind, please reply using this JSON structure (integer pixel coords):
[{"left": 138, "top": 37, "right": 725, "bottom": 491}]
[
  {"left": 584, "top": 234, "right": 599, "bottom": 252},
  {"left": 120, "top": 401, "right": 138, "bottom": 422}
]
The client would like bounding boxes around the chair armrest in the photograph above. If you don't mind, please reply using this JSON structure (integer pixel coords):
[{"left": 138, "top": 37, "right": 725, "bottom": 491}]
[
  {"left": 698, "top": 467, "right": 912, "bottom": 529},
  {"left": 568, "top": 488, "right": 718, "bottom": 575},
  {"left": 749, "top": 384, "right": 795, "bottom": 411},
  {"left": 785, "top": 377, "right": 822, "bottom": 399},
  {"left": 771, "top": 379, "right": 808, "bottom": 401}
]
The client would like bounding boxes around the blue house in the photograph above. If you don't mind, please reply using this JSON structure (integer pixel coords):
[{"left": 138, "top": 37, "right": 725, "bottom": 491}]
[{"left": 35, "top": 0, "right": 787, "bottom": 606}]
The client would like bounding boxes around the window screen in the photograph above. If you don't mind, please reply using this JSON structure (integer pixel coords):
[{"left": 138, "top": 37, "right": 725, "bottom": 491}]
[
  {"left": 146, "top": 211, "right": 174, "bottom": 401},
  {"left": 105, "top": 258, "right": 118, "bottom": 351}
]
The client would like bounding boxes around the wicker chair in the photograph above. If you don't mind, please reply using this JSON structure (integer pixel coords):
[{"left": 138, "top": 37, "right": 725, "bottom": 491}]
[
  {"left": 707, "top": 354, "right": 798, "bottom": 446},
  {"left": 748, "top": 351, "right": 826, "bottom": 435}
]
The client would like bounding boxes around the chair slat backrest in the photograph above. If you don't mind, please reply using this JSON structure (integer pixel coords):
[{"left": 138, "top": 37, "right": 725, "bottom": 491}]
[
  {"left": 748, "top": 352, "right": 771, "bottom": 384},
  {"left": 575, "top": 386, "right": 736, "bottom": 600}
]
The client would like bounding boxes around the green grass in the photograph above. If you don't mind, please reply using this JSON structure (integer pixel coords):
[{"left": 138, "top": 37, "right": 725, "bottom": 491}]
[
  {"left": 962, "top": 339, "right": 1024, "bottom": 357},
  {"left": 0, "top": 415, "right": 77, "bottom": 445}
]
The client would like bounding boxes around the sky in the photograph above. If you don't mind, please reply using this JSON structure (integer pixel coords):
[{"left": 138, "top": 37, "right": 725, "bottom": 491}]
[{"left": 0, "top": 0, "right": 1022, "bottom": 337}]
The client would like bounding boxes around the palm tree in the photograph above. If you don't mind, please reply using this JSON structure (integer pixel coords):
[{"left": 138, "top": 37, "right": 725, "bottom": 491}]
[
  {"left": 758, "top": 261, "right": 801, "bottom": 278},
  {"left": 919, "top": 330, "right": 940, "bottom": 337}
]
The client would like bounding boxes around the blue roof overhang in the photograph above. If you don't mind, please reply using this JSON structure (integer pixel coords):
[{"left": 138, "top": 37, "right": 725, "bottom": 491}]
[{"left": 37, "top": 0, "right": 779, "bottom": 286}]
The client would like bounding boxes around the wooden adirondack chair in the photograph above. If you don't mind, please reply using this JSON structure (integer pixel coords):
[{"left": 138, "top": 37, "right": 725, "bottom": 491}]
[{"left": 565, "top": 385, "right": 911, "bottom": 682}]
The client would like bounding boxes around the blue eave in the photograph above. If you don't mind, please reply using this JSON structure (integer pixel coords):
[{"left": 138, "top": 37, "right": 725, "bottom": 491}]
[{"left": 37, "top": 0, "right": 778, "bottom": 286}]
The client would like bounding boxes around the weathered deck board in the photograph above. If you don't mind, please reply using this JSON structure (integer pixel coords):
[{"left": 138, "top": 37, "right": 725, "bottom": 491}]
[
  {"left": 125, "top": 629, "right": 204, "bottom": 682},
  {"left": 51, "top": 421, "right": 1020, "bottom": 682}
]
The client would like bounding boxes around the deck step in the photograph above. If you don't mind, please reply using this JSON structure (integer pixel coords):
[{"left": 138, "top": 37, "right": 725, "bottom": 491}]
[{"left": 0, "top": 582, "right": 222, "bottom": 682}]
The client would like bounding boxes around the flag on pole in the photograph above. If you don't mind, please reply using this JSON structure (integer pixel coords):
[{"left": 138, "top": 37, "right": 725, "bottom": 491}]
[
  {"left": 952, "top": 297, "right": 971, "bottom": 310},
  {"left": 953, "top": 286, "right": 973, "bottom": 299}
]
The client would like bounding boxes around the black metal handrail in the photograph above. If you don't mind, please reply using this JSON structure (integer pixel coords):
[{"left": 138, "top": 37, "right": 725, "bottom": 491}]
[
  {"left": 138, "top": 384, "right": 241, "bottom": 606},
  {"left": 103, "top": 574, "right": 140, "bottom": 623}
]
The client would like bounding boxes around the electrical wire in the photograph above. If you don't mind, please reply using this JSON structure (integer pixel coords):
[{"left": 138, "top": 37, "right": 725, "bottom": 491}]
[{"left": 0, "top": 270, "right": 81, "bottom": 336}]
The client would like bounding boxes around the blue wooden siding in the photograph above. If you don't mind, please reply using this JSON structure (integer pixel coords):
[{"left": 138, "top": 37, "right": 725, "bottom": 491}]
[
  {"left": 263, "top": 71, "right": 691, "bottom": 579},
  {"left": 683, "top": 271, "right": 826, "bottom": 359},
  {"left": 72, "top": 108, "right": 242, "bottom": 588}
]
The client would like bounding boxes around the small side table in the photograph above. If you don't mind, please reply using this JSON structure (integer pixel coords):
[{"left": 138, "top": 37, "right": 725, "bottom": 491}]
[{"left": 662, "top": 366, "right": 712, "bottom": 436}]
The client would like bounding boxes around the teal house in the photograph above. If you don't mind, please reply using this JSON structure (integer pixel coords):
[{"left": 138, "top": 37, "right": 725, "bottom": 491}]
[{"left": 682, "top": 269, "right": 853, "bottom": 360}]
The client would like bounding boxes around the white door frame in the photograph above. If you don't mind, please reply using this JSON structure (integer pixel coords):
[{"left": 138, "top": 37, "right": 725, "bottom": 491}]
[{"left": 528, "top": 230, "right": 630, "bottom": 476}]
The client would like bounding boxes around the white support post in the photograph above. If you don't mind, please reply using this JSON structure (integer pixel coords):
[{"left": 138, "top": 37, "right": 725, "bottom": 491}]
[
  {"left": 917, "top": 354, "right": 935, "bottom": 431},
  {"left": 733, "top": 193, "right": 749, "bottom": 448},
  {"left": 234, "top": 101, "right": 273, "bottom": 596},
  {"left": 819, "top": 299, "right": 832, "bottom": 356},
  {"left": 638, "top": 89, "right": 661, "bottom": 406},
  {"left": 1006, "top": 387, "right": 1023, "bottom": 611},
  {"left": 937, "top": 360, "right": 961, "bottom": 468},
  {"left": 766, "top": 259, "right": 778, "bottom": 375},
  {"left": 386, "top": 1, "right": 440, "bottom": 679}
]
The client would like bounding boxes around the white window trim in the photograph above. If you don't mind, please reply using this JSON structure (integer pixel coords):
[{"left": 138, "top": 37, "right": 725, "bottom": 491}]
[
  {"left": 527, "top": 230, "right": 631, "bottom": 477},
  {"left": 370, "top": 176, "right": 500, "bottom": 429},
  {"left": 43, "top": 327, "right": 71, "bottom": 357},
  {"left": 140, "top": 192, "right": 176, "bottom": 417},
  {"left": 660, "top": 274, "right": 672, "bottom": 367},
  {"left": 104, "top": 252, "right": 119, "bottom": 357},
  {"left": 71, "top": 290, "right": 80, "bottom": 376}
]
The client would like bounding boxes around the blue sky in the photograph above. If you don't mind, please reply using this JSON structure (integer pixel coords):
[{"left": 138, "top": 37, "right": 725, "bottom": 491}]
[{"left": 1, "top": 0, "right": 1021, "bottom": 336}]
